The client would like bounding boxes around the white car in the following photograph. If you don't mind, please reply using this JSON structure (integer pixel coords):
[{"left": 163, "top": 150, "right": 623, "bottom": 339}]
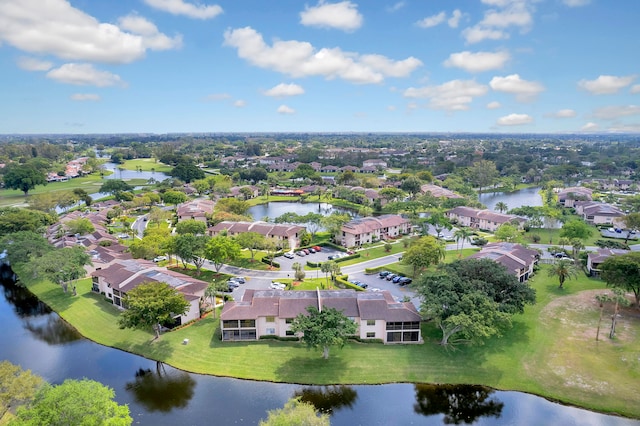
[{"left": 270, "top": 282, "right": 286, "bottom": 290}]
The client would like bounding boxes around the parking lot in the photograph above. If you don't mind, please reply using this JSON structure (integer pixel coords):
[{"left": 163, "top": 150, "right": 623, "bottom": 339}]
[{"left": 275, "top": 246, "right": 345, "bottom": 269}]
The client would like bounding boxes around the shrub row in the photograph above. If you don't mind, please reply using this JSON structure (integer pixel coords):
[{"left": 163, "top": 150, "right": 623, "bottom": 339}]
[
  {"left": 259, "top": 335, "right": 299, "bottom": 342},
  {"left": 261, "top": 257, "right": 281, "bottom": 268}
]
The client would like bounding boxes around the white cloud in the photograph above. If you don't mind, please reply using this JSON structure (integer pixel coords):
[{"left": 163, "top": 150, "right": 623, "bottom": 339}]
[
  {"left": 444, "top": 50, "right": 509, "bottom": 73},
  {"left": 462, "top": 0, "right": 534, "bottom": 44},
  {"left": 46, "top": 63, "right": 125, "bottom": 87},
  {"left": 0, "top": 0, "right": 180, "bottom": 64},
  {"left": 264, "top": 83, "right": 305, "bottom": 97},
  {"left": 223, "top": 27, "right": 421, "bottom": 84},
  {"left": 496, "top": 113, "right": 533, "bottom": 126},
  {"left": 592, "top": 105, "right": 640, "bottom": 120},
  {"left": 300, "top": 1, "right": 363, "bottom": 32},
  {"left": 70, "top": 93, "right": 101, "bottom": 101},
  {"left": 486, "top": 101, "right": 501, "bottom": 109},
  {"left": 387, "top": 2, "right": 405, "bottom": 12},
  {"left": 416, "top": 12, "right": 446, "bottom": 28},
  {"left": 548, "top": 109, "right": 577, "bottom": 118},
  {"left": 490, "top": 74, "right": 544, "bottom": 101},
  {"left": 234, "top": 100, "right": 246, "bottom": 108},
  {"left": 578, "top": 75, "right": 636, "bottom": 95},
  {"left": 448, "top": 9, "right": 463, "bottom": 28},
  {"left": 403, "top": 79, "right": 489, "bottom": 111},
  {"left": 563, "top": 0, "right": 590, "bottom": 6},
  {"left": 581, "top": 122, "right": 599, "bottom": 131},
  {"left": 387, "top": 105, "right": 397, "bottom": 111},
  {"left": 17, "top": 57, "right": 53, "bottom": 71},
  {"left": 462, "top": 26, "right": 508, "bottom": 44},
  {"left": 117, "top": 14, "right": 182, "bottom": 50},
  {"left": 277, "top": 105, "right": 296, "bottom": 114},
  {"left": 631, "top": 85, "right": 640, "bottom": 94},
  {"left": 143, "top": 0, "right": 223, "bottom": 19}
]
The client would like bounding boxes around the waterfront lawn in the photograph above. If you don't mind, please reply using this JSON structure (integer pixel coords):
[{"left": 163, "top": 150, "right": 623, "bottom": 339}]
[
  {"left": 19, "top": 265, "right": 640, "bottom": 419},
  {"left": 120, "top": 158, "right": 172, "bottom": 173}
]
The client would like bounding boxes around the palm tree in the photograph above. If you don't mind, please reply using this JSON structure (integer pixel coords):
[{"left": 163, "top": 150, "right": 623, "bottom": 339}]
[
  {"left": 558, "top": 237, "right": 570, "bottom": 249},
  {"left": 570, "top": 238, "right": 585, "bottom": 260},
  {"left": 547, "top": 259, "right": 579, "bottom": 289},
  {"left": 453, "top": 227, "right": 474, "bottom": 255},
  {"left": 495, "top": 201, "right": 508, "bottom": 213},
  {"left": 320, "top": 262, "right": 332, "bottom": 288}
]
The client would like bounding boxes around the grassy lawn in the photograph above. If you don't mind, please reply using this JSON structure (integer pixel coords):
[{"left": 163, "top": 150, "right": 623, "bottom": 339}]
[
  {"left": 119, "top": 158, "right": 172, "bottom": 173},
  {"left": 0, "top": 173, "right": 111, "bottom": 207},
  {"left": 16, "top": 263, "right": 640, "bottom": 419}
]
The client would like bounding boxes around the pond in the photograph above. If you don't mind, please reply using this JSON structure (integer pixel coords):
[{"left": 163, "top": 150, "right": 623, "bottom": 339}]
[
  {"left": 101, "top": 162, "right": 170, "bottom": 182},
  {"left": 479, "top": 187, "right": 543, "bottom": 211},
  {"left": 248, "top": 201, "right": 352, "bottom": 221},
  {"left": 1, "top": 269, "right": 637, "bottom": 425}
]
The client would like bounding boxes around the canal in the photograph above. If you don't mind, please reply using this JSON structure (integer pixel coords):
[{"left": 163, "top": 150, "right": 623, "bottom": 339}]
[{"left": 1, "top": 270, "right": 637, "bottom": 425}]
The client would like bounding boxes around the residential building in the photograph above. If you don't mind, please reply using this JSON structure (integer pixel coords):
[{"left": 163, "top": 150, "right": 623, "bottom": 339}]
[
  {"left": 420, "top": 184, "right": 463, "bottom": 199},
  {"left": 340, "top": 214, "right": 410, "bottom": 247},
  {"left": 90, "top": 259, "right": 207, "bottom": 324},
  {"left": 176, "top": 199, "right": 215, "bottom": 223},
  {"left": 587, "top": 248, "right": 630, "bottom": 277},
  {"left": 469, "top": 242, "right": 539, "bottom": 282},
  {"left": 362, "top": 159, "right": 387, "bottom": 169},
  {"left": 208, "top": 221, "right": 305, "bottom": 251},
  {"left": 446, "top": 206, "right": 525, "bottom": 232},
  {"left": 219, "top": 289, "right": 422, "bottom": 344},
  {"left": 557, "top": 187, "right": 593, "bottom": 208},
  {"left": 574, "top": 201, "right": 625, "bottom": 226}
]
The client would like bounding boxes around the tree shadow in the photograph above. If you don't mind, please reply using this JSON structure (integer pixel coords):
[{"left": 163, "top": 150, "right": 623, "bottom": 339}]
[
  {"left": 413, "top": 383, "right": 504, "bottom": 424},
  {"left": 275, "top": 355, "right": 348, "bottom": 383},
  {"left": 124, "top": 362, "right": 196, "bottom": 413},
  {"left": 293, "top": 385, "right": 358, "bottom": 415},
  {"left": 23, "top": 315, "right": 82, "bottom": 345}
]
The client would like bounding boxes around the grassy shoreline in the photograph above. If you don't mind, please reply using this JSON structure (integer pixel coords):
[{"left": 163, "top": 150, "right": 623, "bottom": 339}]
[{"left": 13, "top": 263, "right": 640, "bottom": 420}]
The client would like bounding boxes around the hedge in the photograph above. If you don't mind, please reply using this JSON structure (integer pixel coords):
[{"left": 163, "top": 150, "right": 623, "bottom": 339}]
[{"left": 260, "top": 257, "right": 281, "bottom": 268}]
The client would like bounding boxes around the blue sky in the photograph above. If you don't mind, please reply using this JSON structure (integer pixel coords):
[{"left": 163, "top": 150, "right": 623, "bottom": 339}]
[{"left": 0, "top": 0, "right": 639, "bottom": 134}]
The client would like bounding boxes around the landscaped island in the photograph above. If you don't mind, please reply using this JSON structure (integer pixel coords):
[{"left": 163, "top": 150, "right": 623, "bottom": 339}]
[{"left": 14, "top": 262, "right": 640, "bottom": 420}]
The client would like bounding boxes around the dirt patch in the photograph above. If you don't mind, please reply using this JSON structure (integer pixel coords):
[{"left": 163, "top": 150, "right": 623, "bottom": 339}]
[{"left": 540, "top": 289, "right": 639, "bottom": 344}]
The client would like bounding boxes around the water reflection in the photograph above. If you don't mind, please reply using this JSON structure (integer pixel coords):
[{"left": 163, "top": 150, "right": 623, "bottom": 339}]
[
  {"left": 1, "top": 279, "right": 49, "bottom": 317},
  {"left": 413, "top": 384, "right": 503, "bottom": 424},
  {"left": 294, "top": 385, "right": 358, "bottom": 414},
  {"left": 125, "top": 362, "right": 196, "bottom": 412},
  {"left": 23, "top": 316, "right": 82, "bottom": 345}
]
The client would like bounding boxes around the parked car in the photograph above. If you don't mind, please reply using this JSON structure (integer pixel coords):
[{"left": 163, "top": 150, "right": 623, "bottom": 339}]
[
  {"left": 283, "top": 252, "right": 295, "bottom": 259},
  {"left": 270, "top": 282, "right": 286, "bottom": 290},
  {"left": 229, "top": 277, "right": 246, "bottom": 284},
  {"left": 296, "top": 251, "right": 306, "bottom": 256},
  {"left": 392, "top": 275, "right": 404, "bottom": 283},
  {"left": 378, "top": 271, "right": 391, "bottom": 278},
  {"left": 386, "top": 274, "right": 397, "bottom": 281},
  {"left": 312, "top": 246, "right": 322, "bottom": 252},
  {"left": 554, "top": 252, "right": 569, "bottom": 259},
  {"left": 227, "top": 281, "right": 239, "bottom": 289},
  {"left": 153, "top": 256, "right": 167, "bottom": 263},
  {"left": 398, "top": 277, "right": 412, "bottom": 286},
  {"left": 308, "top": 247, "right": 316, "bottom": 253},
  {"left": 358, "top": 282, "right": 369, "bottom": 289},
  {"left": 302, "top": 249, "right": 310, "bottom": 255}
]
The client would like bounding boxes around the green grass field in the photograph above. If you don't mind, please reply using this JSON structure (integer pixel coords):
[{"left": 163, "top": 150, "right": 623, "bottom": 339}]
[
  {"left": 15, "top": 262, "right": 640, "bottom": 419},
  {"left": 119, "top": 158, "right": 172, "bottom": 173}
]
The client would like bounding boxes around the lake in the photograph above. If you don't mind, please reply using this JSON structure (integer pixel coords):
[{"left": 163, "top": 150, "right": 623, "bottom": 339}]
[
  {"left": 1, "top": 268, "right": 637, "bottom": 425},
  {"left": 249, "top": 201, "right": 352, "bottom": 221},
  {"left": 478, "top": 187, "right": 543, "bottom": 211},
  {"left": 101, "top": 162, "right": 170, "bottom": 182}
]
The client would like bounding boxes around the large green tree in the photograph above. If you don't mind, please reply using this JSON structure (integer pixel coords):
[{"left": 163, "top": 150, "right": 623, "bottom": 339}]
[
  {"left": 31, "top": 246, "right": 91, "bottom": 293},
  {"left": 14, "top": 378, "right": 132, "bottom": 426},
  {"left": 290, "top": 306, "right": 358, "bottom": 359},
  {"left": 259, "top": 398, "right": 329, "bottom": 426},
  {"left": 119, "top": 281, "right": 190, "bottom": 338},
  {"left": 173, "top": 234, "right": 208, "bottom": 274},
  {"left": 417, "top": 259, "right": 536, "bottom": 346},
  {"left": 425, "top": 212, "right": 452, "bottom": 239},
  {"left": 320, "top": 212, "right": 352, "bottom": 243},
  {"left": 3, "top": 164, "right": 46, "bottom": 195},
  {"left": 235, "top": 231, "right": 266, "bottom": 262},
  {"left": 99, "top": 179, "right": 133, "bottom": 196},
  {"left": 0, "top": 231, "right": 52, "bottom": 267},
  {"left": 175, "top": 219, "right": 207, "bottom": 236},
  {"left": 0, "top": 207, "right": 55, "bottom": 237},
  {"left": 467, "top": 160, "right": 498, "bottom": 195},
  {"left": 170, "top": 162, "right": 205, "bottom": 183},
  {"left": 600, "top": 251, "right": 640, "bottom": 307},
  {"left": 560, "top": 219, "right": 592, "bottom": 240},
  {"left": 402, "top": 236, "right": 445, "bottom": 277},
  {"left": 0, "top": 361, "right": 44, "bottom": 420},
  {"left": 204, "top": 236, "right": 242, "bottom": 272},
  {"left": 622, "top": 212, "right": 640, "bottom": 243}
]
